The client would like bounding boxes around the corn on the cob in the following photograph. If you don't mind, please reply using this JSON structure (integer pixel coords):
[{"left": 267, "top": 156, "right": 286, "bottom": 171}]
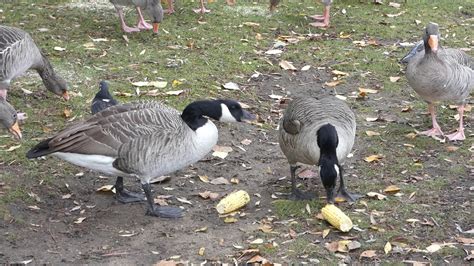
[
  {"left": 321, "top": 204, "right": 353, "bottom": 232},
  {"left": 216, "top": 190, "right": 250, "bottom": 214}
]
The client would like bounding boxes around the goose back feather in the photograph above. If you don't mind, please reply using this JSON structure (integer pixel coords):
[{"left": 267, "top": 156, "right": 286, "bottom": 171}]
[{"left": 279, "top": 96, "right": 356, "bottom": 166}]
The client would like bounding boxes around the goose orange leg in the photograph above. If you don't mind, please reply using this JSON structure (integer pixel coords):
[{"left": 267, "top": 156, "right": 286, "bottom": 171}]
[
  {"left": 446, "top": 105, "right": 466, "bottom": 141},
  {"left": 419, "top": 103, "right": 444, "bottom": 137}
]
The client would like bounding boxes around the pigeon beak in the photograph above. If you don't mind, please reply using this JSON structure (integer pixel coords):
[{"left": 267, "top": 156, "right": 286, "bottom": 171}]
[
  {"left": 62, "top": 91, "right": 70, "bottom": 101},
  {"left": 9, "top": 121, "right": 22, "bottom": 140},
  {"left": 153, "top": 23, "right": 160, "bottom": 33},
  {"left": 428, "top": 35, "right": 438, "bottom": 52}
]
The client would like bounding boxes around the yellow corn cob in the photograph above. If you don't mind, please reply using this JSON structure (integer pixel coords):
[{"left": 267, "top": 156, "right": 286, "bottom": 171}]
[
  {"left": 321, "top": 204, "right": 353, "bottom": 232},
  {"left": 216, "top": 190, "right": 250, "bottom": 214}
]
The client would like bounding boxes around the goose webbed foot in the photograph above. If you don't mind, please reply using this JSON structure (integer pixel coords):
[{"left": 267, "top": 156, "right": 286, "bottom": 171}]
[
  {"left": 309, "top": 21, "right": 329, "bottom": 28},
  {"left": 309, "top": 14, "right": 324, "bottom": 20},
  {"left": 113, "top": 176, "right": 146, "bottom": 203},
  {"left": 137, "top": 20, "right": 152, "bottom": 30},
  {"left": 289, "top": 188, "right": 316, "bottom": 200},
  {"left": 419, "top": 127, "right": 444, "bottom": 138},
  {"left": 193, "top": 7, "right": 211, "bottom": 14},
  {"left": 337, "top": 187, "right": 361, "bottom": 203},
  {"left": 146, "top": 205, "right": 183, "bottom": 218},
  {"left": 446, "top": 130, "right": 465, "bottom": 141},
  {"left": 122, "top": 25, "right": 141, "bottom": 33}
]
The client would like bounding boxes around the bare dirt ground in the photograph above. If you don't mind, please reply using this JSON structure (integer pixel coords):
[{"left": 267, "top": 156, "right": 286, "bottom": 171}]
[{"left": 1, "top": 67, "right": 472, "bottom": 264}]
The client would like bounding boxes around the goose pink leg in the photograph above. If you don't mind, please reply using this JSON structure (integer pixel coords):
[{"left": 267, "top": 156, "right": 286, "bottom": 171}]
[
  {"left": 446, "top": 105, "right": 466, "bottom": 141},
  {"left": 420, "top": 103, "right": 444, "bottom": 137},
  {"left": 116, "top": 8, "right": 140, "bottom": 33},
  {"left": 136, "top": 7, "right": 153, "bottom": 30},
  {"left": 309, "top": 4, "right": 330, "bottom": 27},
  {"left": 164, "top": 0, "right": 175, "bottom": 14},
  {"left": 0, "top": 89, "right": 7, "bottom": 99},
  {"left": 193, "top": 0, "right": 211, "bottom": 14}
]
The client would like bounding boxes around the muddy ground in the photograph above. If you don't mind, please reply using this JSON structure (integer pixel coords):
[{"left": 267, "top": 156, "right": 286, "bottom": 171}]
[{"left": 1, "top": 67, "right": 472, "bottom": 264}]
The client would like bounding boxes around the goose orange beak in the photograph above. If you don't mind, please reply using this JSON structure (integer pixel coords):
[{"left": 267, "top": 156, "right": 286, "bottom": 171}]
[
  {"left": 428, "top": 35, "right": 438, "bottom": 52},
  {"left": 153, "top": 23, "right": 160, "bottom": 33},
  {"left": 62, "top": 91, "right": 70, "bottom": 101},
  {"left": 9, "top": 121, "right": 22, "bottom": 140}
]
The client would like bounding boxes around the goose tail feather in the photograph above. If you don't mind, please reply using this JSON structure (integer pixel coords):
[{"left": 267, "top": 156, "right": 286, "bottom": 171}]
[{"left": 26, "top": 137, "right": 54, "bottom": 158}]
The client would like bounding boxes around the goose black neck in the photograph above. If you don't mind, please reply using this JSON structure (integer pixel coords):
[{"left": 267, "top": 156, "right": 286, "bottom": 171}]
[
  {"left": 317, "top": 124, "right": 339, "bottom": 163},
  {"left": 181, "top": 100, "right": 222, "bottom": 131},
  {"left": 37, "top": 54, "right": 55, "bottom": 79}
]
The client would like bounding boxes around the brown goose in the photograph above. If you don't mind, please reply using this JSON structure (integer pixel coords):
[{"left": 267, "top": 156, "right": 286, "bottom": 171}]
[
  {"left": 110, "top": 0, "right": 163, "bottom": 33},
  {"left": 27, "top": 99, "right": 255, "bottom": 218},
  {"left": 0, "top": 98, "right": 22, "bottom": 140},
  {"left": 0, "top": 25, "right": 69, "bottom": 101},
  {"left": 406, "top": 22, "right": 473, "bottom": 141},
  {"left": 278, "top": 96, "right": 358, "bottom": 203}
]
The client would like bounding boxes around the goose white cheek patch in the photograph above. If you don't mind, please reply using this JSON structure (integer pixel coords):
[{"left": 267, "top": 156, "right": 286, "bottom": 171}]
[{"left": 219, "top": 103, "right": 237, "bottom": 122}]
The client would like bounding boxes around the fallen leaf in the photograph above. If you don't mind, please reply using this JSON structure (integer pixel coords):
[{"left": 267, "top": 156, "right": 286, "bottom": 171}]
[
  {"left": 385, "top": 11, "right": 405, "bottom": 17},
  {"left": 259, "top": 224, "right": 273, "bottom": 233},
  {"left": 265, "top": 49, "right": 283, "bottom": 55},
  {"left": 389, "top": 2, "right": 401, "bottom": 8},
  {"left": 165, "top": 90, "right": 184, "bottom": 96},
  {"left": 360, "top": 250, "right": 377, "bottom": 258},
  {"left": 366, "top": 192, "right": 387, "bottom": 200},
  {"left": 331, "top": 70, "right": 349, "bottom": 76},
  {"left": 62, "top": 193, "right": 72, "bottom": 199},
  {"left": 2, "top": 144, "right": 21, "bottom": 152},
  {"left": 365, "top": 131, "right": 380, "bottom": 137},
  {"left": 384, "top": 185, "right": 400, "bottom": 194},
  {"left": 335, "top": 95, "right": 347, "bottom": 101},
  {"left": 250, "top": 238, "right": 264, "bottom": 245},
  {"left": 131, "top": 81, "right": 167, "bottom": 88},
  {"left": 322, "top": 229, "right": 330, "bottom": 238},
  {"left": 301, "top": 65, "right": 311, "bottom": 71},
  {"left": 176, "top": 197, "right": 192, "bottom": 205},
  {"left": 149, "top": 175, "right": 170, "bottom": 183},
  {"left": 222, "top": 82, "right": 240, "bottom": 90},
  {"left": 213, "top": 145, "right": 233, "bottom": 153},
  {"left": 279, "top": 60, "right": 297, "bottom": 71},
  {"left": 243, "top": 22, "right": 260, "bottom": 27},
  {"left": 224, "top": 217, "right": 238, "bottom": 223},
  {"left": 365, "top": 117, "right": 379, "bottom": 122},
  {"left": 359, "top": 88, "right": 378, "bottom": 94},
  {"left": 210, "top": 177, "right": 230, "bottom": 185},
  {"left": 456, "top": 237, "right": 474, "bottom": 245},
  {"left": 230, "top": 178, "right": 239, "bottom": 184},
  {"left": 21, "top": 88, "right": 33, "bottom": 94},
  {"left": 96, "top": 185, "right": 115, "bottom": 193},
  {"left": 195, "top": 226, "right": 208, "bottom": 233},
  {"left": 325, "top": 241, "right": 339, "bottom": 252},
  {"left": 446, "top": 146, "right": 459, "bottom": 152},
  {"left": 325, "top": 80, "right": 343, "bottom": 87},
  {"left": 54, "top": 46, "right": 66, "bottom": 51},
  {"left": 364, "top": 154, "right": 383, "bottom": 163},
  {"left": 198, "top": 247, "right": 205, "bottom": 256},
  {"left": 198, "top": 191, "right": 219, "bottom": 200},
  {"left": 384, "top": 242, "right": 392, "bottom": 254},
  {"left": 199, "top": 175, "right": 209, "bottom": 183},
  {"left": 390, "top": 76, "right": 401, "bottom": 82},
  {"left": 241, "top": 139, "right": 252, "bottom": 145},
  {"left": 268, "top": 93, "right": 283, "bottom": 100},
  {"left": 212, "top": 151, "right": 229, "bottom": 159},
  {"left": 63, "top": 108, "right": 72, "bottom": 118},
  {"left": 74, "top": 217, "right": 86, "bottom": 224},
  {"left": 401, "top": 106, "right": 413, "bottom": 112},
  {"left": 28, "top": 205, "right": 40, "bottom": 210}
]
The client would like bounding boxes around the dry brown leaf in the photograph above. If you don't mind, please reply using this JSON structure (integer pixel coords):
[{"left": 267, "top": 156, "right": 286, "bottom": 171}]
[
  {"left": 213, "top": 145, "right": 233, "bottom": 153},
  {"left": 456, "top": 237, "right": 474, "bottom": 245},
  {"left": 154, "top": 197, "right": 168, "bottom": 206},
  {"left": 366, "top": 131, "right": 380, "bottom": 137},
  {"left": 384, "top": 185, "right": 400, "bottom": 194},
  {"left": 230, "top": 178, "right": 239, "bottom": 184},
  {"left": 401, "top": 106, "right": 413, "bottom": 112},
  {"left": 96, "top": 185, "right": 115, "bottom": 192},
  {"left": 325, "top": 241, "right": 339, "bottom": 252},
  {"left": 446, "top": 146, "right": 459, "bottom": 152},
  {"left": 63, "top": 108, "right": 72, "bottom": 118},
  {"left": 247, "top": 255, "right": 271, "bottom": 264},
  {"left": 279, "top": 60, "right": 297, "bottom": 71},
  {"left": 259, "top": 224, "right": 273, "bottom": 233},
  {"left": 405, "top": 132, "right": 417, "bottom": 139},
  {"left": 198, "top": 191, "right": 219, "bottom": 200},
  {"left": 360, "top": 250, "right": 377, "bottom": 258},
  {"left": 364, "top": 154, "right": 383, "bottom": 163}
]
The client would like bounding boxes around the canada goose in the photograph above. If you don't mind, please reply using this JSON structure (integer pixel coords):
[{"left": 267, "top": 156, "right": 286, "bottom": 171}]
[
  {"left": 269, "top": 0, "right": 332, "bottom": 28},
  {"left": 91, "top": 81, "right": 118, "bottom": 115},
  {"left": 0, "top": 98, "right": 22, "bottom": 140},
  {"left": 406, "top": 22, "right": 473, "bottom": 141},
  {"left": 110, "top": 0, "right": 163, "bottom": 33},
  {"left": 278, "top": 96, "right": 358, "bottom": 203},
  {"left": 27, "top": 99, "right": 255, "bottom": 218},
  {"left": 0, "top": 25, "right": 69, "bottom": 101}
]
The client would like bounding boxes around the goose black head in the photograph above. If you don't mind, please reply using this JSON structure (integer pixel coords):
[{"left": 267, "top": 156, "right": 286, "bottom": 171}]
[
  {"left": 217, "top": 99, "right": 256, "bottom": 122},
  {"left": 147, "top": 0, "right": 164, "bottom": 33},
  {"left": 317, "top": 124, "right": 339, "bottom": 203},
  {"left": 423, "top": 22, "right": 440, "bottom": 54},
  {"left": 0, "top": 98, "right": 22, "bottom": 140}
]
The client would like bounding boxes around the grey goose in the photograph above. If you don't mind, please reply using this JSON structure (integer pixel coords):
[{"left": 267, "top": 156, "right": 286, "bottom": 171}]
[
  {"left": 91, "top": 81, "right": 118, "bottom": 115},
  {"left": 406, "top": 22, "right": 473, "bottom": 141},
  {"left": 27, "top": 99, "right": 255, "bottom": 218},
  {"left": 269, "top": 0, "right": 332, "bottom": 27},
  {"left": 110, "top": 0, "right": 163, "bottom": 33},
  {"left": 279, "top": 96, "right": 358, "bottom": 203},
  {"left": 0, "top": 98, "right": 22, "bottom": 139},
  {"left": 0, "top": 25, "right": 69, "bottom": 101}
]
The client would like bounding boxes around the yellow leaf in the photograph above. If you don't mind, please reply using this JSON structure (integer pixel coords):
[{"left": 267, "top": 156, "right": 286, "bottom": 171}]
[
  {"left": 230, "top": 178, "right": 239, "bottom": 184},
  {"left": 198, "top": 247, "right": 205, "bottom": 256},
  {"left": 279, "top": 60, "right": 297, "bottom": 71},
  {"left": 384, "top": 242, "right": 392, "bottom": 254},
  {"left": 405, "top": 132, "right": 417, "bottom": 139},
  {"left": 259, "top": 224, "right": 273, "bottom": 233},
  {"left": 364, "top": 154, "right": 383, "bottom": 163},
  {"left": 96, "top": 185, "right": 115, "bottom": 193},
  {"left": 172, "top": 79, "right": 182, "bottom": 87},
  {"left": 322, "top": 229, "right": 330, "bottom": 239},
  {"left": 389, "top": 76, "right": 400, "bottom": 82},
  {"left": 199, "top": 175, "right": 209, "bottom": 183},
  {"left": 63, "top": 108, "right": 72, "bottom": 118},
  {"left": 366, "top": 192, "right": 387, "bottom": 200},
  {"left": 224, "top": 217, "right": 238, "bottom": 223},
  {"left": 332, "top": 70, "right": 349, "bottom": 76},
  {"left": 384, "top": 185, "right": 400, "bottom": 194}
]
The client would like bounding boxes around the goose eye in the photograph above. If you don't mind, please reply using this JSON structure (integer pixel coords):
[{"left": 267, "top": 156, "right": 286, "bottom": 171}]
[{"left": 13, "top": 113, "right": 17, "bottom": 119}]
